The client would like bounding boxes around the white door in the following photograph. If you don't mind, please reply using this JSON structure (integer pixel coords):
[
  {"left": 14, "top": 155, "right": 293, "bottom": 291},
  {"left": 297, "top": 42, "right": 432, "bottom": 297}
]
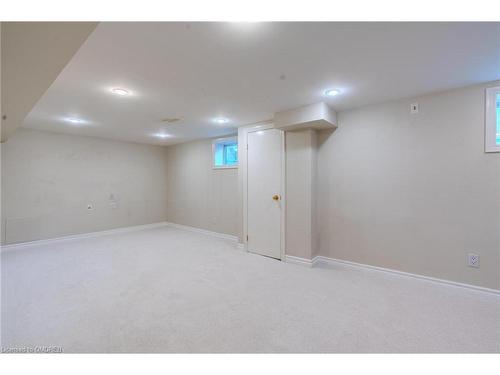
[{"left": 247, "top": 128, "right": 283, "bottom": 259}]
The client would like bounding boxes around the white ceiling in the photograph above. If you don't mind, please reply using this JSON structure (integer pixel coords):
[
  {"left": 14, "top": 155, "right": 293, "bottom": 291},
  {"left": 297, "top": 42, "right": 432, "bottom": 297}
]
[{"left": 24, "top": 22, "right": 500, "bottom": 145}]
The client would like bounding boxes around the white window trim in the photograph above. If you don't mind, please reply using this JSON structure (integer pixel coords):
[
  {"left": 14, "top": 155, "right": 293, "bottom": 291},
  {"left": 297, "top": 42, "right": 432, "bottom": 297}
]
[
  {"left": 485, "top": 86, "right": 500, "bottom": 153},
  {"left": 212, "top": 136, "right": 238, "bottom": 169}
]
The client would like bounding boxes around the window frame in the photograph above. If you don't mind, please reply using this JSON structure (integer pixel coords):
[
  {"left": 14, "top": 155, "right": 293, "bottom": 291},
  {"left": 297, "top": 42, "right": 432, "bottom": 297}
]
[
  {"left": 485, "top": 86, "right": 500, "bottom": 153},
  {"left": 212, "top": 136, "right": 238, "bottom": 169}
]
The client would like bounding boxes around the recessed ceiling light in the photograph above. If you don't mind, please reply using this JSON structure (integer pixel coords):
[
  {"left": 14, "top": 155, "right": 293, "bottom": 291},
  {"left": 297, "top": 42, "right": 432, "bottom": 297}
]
[
  {"left": 153, "top": 133, "right": 171, "bottom": 139},
  {"left": 213, "top": 118, "right": 229, "bottom": 124},
  {"left": 324, "top": 89, "right": 341, "bottom": 97},
  {"left": 111, "top": 88, "right": 130, "bottom": 96}
]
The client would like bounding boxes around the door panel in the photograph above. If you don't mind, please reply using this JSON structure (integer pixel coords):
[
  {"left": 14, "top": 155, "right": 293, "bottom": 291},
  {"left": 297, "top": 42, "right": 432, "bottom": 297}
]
[{"left": 247, "top": 129, "right": 283, "bottom": 259}]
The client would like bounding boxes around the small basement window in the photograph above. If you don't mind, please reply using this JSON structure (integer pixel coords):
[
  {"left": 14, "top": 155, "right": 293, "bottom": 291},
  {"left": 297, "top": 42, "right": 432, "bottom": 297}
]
[
  {"left": 213, "top": 136, "right": 238, "bottom": 169},
  {"left": 485, "top": 86, "right": 500, "bottom": 153}
]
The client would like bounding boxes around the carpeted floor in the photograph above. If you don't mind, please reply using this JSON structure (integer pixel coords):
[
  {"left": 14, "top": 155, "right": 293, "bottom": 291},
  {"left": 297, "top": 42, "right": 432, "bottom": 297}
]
[{"left": 1, "top": 225, "right": 499, "bottom": 353}]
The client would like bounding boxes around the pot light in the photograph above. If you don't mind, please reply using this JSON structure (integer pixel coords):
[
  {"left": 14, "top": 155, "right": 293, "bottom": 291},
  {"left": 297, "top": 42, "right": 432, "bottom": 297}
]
[
  {"left": 213, "top": 118, "right": 229, "bottom": 124},
  {"left": 324, "top": 89, "right": 341, "bottom": 97},
  {"left": 153, "top": 133, "right": 171, "bottom": 139},
  {"left": 65, "top": 117, "right": 86, "bottom": 124},
  {"left": 111, "top": 88, "right": 130, "bottom": 96}
]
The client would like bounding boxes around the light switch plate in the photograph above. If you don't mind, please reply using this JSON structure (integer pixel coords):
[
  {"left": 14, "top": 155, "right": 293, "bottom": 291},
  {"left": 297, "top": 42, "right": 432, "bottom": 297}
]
[{"left": 467, "top": 253, "right": 480, "bottom": 268}]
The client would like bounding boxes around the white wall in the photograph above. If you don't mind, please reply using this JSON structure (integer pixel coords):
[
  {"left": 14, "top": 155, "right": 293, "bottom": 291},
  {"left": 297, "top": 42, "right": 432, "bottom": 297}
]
[
  {"left": 165, "top": 138, "right": 238, "bottom": 237},
  {"left": 285, "top": 129, "right": 318, "bottom": 259},
  {"left": 1, "top": 128, "right": 169, "bottom": 244},
  {"left": 1, "top": 22, "right": 98, "bottom": 142},
  {"left": 317, "top": 82, "right": 500, "bottom": 290}
]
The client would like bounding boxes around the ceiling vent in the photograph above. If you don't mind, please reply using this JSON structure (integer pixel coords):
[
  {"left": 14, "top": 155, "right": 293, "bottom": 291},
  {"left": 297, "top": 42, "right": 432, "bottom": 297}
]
[{"left": 161, "top": 118, "right": 180, "bottom": 124}]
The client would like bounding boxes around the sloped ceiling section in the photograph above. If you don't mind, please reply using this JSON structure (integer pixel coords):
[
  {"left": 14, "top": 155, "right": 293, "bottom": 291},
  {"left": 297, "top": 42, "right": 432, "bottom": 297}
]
[{"left": 1, "top": 22, "right": 98, "bottom": 142}]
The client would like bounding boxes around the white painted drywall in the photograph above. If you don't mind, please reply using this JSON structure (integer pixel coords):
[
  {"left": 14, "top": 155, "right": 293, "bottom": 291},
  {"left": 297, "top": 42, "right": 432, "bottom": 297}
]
[
  {"left": 317, "top": 82, "right": 500, "bottom": 290},
  {"left": 1, "top": 128, "right": 169, "bottom": 244},
  {"left": 165, "top": 138, "right": 238, "bottom": 236},
  {"left": 1, "top": 22, "right": 98, "bottom": 142},
  {"left": 285, "top": 129, "right": 318, "bottom": 259}
]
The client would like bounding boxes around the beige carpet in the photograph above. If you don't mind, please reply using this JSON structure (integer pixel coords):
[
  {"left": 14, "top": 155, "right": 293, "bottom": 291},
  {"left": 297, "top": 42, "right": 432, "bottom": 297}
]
[{"left": 2, "top": 225, "right": 499, "bottom": 353}]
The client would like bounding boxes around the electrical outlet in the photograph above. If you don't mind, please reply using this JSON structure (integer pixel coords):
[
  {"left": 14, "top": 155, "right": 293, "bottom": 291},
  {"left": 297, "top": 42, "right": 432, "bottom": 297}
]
[
  {"left": 410, "top": 103, "right": 419, "bottom": 114},
  {"left": 467, "top": 253, "right": 480, "bottom": 268}
]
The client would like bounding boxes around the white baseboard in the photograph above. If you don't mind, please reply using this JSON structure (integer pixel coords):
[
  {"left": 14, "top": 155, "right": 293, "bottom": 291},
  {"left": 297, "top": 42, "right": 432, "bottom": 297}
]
[
  {"left": 1, "top": 222, "right": 170, "bottom": 252},
  {"left": 1, "top": 221, "right": 240, "bottom": 253},
  {"left": 166, "top": 222, "right": 238, "bottom": 242},
  {"left": 285, "top": 255, "right": 314, "bottom": 267},
  {"left": 283, "top": 254, "right": 499, "bottom": 294},
  {"left": 3, "top": 221, "right": 497, "bottom": 295},
  {"left": 312, "top": 256, "right": 500, "bottom": 296},
  {"left": 236, "top": 242, "right": 245, "bottom": 251}
]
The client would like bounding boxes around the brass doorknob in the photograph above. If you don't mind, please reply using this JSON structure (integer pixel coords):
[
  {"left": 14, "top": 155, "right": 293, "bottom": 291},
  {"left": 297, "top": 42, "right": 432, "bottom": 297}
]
[{"left": 272, "top": 194, "right": 280, "bottom": 201}]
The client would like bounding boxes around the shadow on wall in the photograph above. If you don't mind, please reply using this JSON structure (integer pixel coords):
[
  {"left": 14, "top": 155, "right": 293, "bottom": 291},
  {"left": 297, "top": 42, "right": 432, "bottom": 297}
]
[{"left": 317, "top": 128, "right": 336, "bottom": 148}]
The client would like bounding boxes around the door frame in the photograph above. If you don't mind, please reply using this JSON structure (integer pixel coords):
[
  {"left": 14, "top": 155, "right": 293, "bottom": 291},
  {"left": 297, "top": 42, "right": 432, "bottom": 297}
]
[{"left": 239, "top": 122, "right": 286, "bottom": 260}]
